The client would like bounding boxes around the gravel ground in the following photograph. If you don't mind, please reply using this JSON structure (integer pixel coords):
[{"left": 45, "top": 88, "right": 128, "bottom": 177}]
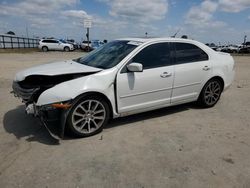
[{"left": 0, "top": 52, "right": 250, "bottom": 188}]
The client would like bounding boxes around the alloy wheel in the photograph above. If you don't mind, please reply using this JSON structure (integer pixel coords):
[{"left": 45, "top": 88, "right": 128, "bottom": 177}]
[
  {"left": 204, "top": 81, "right": 221, "bottom": 106},
  {"left": 71, "top": 100, "right": 106, "bottom": 134}
]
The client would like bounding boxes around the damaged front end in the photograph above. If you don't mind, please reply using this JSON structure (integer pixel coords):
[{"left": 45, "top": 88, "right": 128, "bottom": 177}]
[{"left": 12, "top": 72, "right": 96, "bottom": 139}]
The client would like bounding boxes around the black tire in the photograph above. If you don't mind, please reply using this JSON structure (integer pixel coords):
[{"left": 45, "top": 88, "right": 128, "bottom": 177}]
[
  {"left": 198, "top": 78, "right": 223, "bottom": 108},
  {"left": 64, "top": 46, "right": 70, "bottom": 52},
  {"left": 42, "top": 46, "right": 48, "bottom": 52},
  {"left": 66, "top": 95, "right": 110, "bottom": 137}
]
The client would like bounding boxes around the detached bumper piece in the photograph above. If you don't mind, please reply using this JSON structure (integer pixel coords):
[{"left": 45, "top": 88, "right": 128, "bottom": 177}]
[
  {"left": 38, "top": 108, "right": 67, "bottom": 140},
  {"left": 38, "top": 103, "right": 71, "bottom": 139}
]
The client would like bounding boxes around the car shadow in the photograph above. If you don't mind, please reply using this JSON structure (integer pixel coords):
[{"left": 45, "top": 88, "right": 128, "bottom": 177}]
[
  {"left": 3, "top": 105, "right": 59, "bottom": 145},
  {"left": 3, "top": 103, "right": 199, "bottom": 143},
  {"left": 105, "top": 102, "right": 197, "bottom": 129}
]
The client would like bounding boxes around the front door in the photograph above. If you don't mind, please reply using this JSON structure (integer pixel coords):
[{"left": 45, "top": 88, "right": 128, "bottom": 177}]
[{"left": 116, "top": 42, "right": 174, "bottom": 113}]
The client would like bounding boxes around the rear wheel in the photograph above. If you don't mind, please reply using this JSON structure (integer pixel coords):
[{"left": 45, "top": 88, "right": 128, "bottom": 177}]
[
  {"left": 198, "top": 79, "right": 223, "bottom": 107},
  {"left": 42, "top": 46, "right": 48, "bottom": 52},
  {"left": 66, "top": 96, "right": 110, "bottom": 137}
]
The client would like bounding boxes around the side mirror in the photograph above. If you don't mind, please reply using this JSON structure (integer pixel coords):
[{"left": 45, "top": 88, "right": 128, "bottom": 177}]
[{"left": 127, "top": 63, "right": 143, "bottom": 72}]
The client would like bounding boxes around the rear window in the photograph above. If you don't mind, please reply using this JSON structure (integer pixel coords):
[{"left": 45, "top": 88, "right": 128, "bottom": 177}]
[{"left": 174, "top": 43, "right": 208, "bottom": 64}]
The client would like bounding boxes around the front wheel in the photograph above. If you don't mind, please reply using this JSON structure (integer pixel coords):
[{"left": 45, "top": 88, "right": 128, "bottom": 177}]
[
  {"left": 66, "top": 96, "right": 110, "bottom": 137},
  {"left": 64, "top": 46, "right": 70, "bottom": 52},
  {"left": 198, "top": 79, "right": 223, "bottom": 107}
]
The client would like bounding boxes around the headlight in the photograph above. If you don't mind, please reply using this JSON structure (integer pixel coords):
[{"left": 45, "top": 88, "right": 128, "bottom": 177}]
[{"left": 39, "top": 101, "right": 72, "bottom": 111}]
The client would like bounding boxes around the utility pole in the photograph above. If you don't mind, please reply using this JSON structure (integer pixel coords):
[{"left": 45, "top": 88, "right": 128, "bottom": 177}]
[
  {"left": 86, "top": 28, "right": 90, "bottom": 51},
  {"left": 243, "top": 35, "right": 247, "bottom": 46},
  {"left": 84, "top": 17, "right": 92, "bottom": 52},
  {"left": 26, "top": 24, "right": 29, "bottom": 38}
]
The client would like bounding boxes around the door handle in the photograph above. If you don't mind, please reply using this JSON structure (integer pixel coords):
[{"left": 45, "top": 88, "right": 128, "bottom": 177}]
[
  {"left": 203, "top": 66, "right": 210, "bottom": 71},
  {"left": 160, "top": 72, "right": 172, "bottom": 78}
]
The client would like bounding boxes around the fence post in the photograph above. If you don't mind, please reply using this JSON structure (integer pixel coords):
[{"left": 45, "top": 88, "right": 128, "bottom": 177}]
[
  {"left": 10, "top": 36, "right": 13, "bottom": 49},
  {"left": 17, "top": 38, "right": 20, "bottom": 48},
  {"left": 23, "top": 38, "right": 25, "bottom": 48},
  {"left": 2, "top": 36, "right": 5, "bottom": 49}
]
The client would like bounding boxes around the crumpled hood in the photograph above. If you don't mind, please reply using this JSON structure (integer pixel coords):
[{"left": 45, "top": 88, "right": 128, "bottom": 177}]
[{"left": 15, "top": 60, "right": 102, "bottom": 81}]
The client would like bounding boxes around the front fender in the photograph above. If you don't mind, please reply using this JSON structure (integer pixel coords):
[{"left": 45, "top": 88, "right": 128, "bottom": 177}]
[{"left": 36, "top": 68, "right": 118, "bottom": 111}]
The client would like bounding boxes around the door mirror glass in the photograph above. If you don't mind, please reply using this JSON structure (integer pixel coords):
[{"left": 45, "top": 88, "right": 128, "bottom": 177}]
[{"left": 127, "top": 62, "right": 143, "bottom": 72}]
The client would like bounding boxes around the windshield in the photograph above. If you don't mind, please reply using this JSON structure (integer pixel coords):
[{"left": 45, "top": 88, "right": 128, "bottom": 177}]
[
  {"left": 59, "top": 40, "right": 66, "bottom": 43},
  {"left": 74, "top": 40, "right": 139, "bottom": 69}
]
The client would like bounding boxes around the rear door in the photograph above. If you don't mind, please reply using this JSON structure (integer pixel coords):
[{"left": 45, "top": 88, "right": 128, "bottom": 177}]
[
  {"left": 171, "top": 42, "right": 211, "bottom": 104},
  {"left": 116, "top": 42, "right": 174, "bottom": 113},
  {"left": 47, "top": 40, "right": 58, "bottom": 50}
]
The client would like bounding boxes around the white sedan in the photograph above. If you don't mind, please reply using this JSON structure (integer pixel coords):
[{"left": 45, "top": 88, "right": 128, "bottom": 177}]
[{"left": 12, "top": 38, "right": 235, "bottom": 138}]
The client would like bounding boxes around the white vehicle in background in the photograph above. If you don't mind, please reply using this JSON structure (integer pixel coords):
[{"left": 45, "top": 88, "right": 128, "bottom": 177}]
[
  {"left": 221, "top": 45, "right": 239, "bottom": 53},
  {"left": 13, "top": 38, "right": 235, "bottom": 138},
  {"left": 81, "top": 40, "right": 104, "bottom": 51},
  {"left": 81, "top": 40, "right": 92, "bottom": 51},
  {"left": 38, "top": 39, "right": 74, "bottom": 52}
]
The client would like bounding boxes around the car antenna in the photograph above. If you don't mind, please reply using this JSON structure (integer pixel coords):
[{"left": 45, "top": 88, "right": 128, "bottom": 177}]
[{"left": 171, "top": 28, "right": 181, "bottom": 38}]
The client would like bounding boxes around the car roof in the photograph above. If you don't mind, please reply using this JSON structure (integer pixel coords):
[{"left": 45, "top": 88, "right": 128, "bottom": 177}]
[
  {"left": 117, "top": 37, "right": 196, "bottom": 44},
  {"left": 41, "top": 39, "right": 57, "bottom": 41},
  {"left": 117, "top": 37, "right": 216, "bottom": 56}
]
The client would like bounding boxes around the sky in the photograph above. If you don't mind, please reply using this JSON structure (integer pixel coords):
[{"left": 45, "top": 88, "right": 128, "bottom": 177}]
[{"left": 0, "top": 0, "right": 250, "bottom": 44}]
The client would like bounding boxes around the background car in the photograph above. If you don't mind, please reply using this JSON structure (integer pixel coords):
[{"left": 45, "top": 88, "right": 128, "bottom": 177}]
[
  {"left": 239, "top": 46, "right": 250, "bottom": 54},
  {"left": 81, "top": 40, "right": 104, "bottom": 51},
  {"left": 81, "top": 40, "right": 92, "bottom": 51},
  {"left": 220, "top": 45, "right": 239, "bottom": 53},
  {"left": 244, "top": 42, "right": 250, "bottom": 47},
  {"left": 65, "top": 39, "right": 79, "bottom": 49},
  {"left": 38, "top": 39, "right": 74, "bottom": 52},
  {"left": 91, "top": 40, "right": 104, "bottom": 50}
]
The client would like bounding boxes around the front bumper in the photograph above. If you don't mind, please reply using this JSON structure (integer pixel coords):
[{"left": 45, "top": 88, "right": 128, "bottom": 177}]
[{"left": 26, "top": 103, "right": 69, "bottom": 139}]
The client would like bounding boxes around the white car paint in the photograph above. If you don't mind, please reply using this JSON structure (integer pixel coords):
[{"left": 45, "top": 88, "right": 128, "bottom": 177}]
[
  {"left": 36, "top": 68, "right": 119, "bottom": 117},
  {"left": 14, "top": 38, "right": 235, "bottom": 118},
  {"left": 15, "top": 60, "right": 101, "bottom": 81},
  {"left": 117, "top": 64, "right": 174, "bottom": 113}
]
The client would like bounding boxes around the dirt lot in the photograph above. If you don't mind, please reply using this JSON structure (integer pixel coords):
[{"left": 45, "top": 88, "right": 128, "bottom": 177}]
[{"left": 0, "top": 52, "right": 250, "bottom": 188}]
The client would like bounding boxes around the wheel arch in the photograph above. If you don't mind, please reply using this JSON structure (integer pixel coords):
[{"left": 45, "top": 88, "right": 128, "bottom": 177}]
[
  {"left": 199, "top": 76, "right": 225, "bottom": 99},
  {"left": 64, "top": 46, "right": 70, "bottom": 50},
  {"left": 210, "top": 76, "right": 225, "bottom": 90}
]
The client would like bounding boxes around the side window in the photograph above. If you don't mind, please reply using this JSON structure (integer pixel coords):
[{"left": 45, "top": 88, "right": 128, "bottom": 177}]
[
  {"left": 174, "top": 43, "right": 208, "bottom": 64},
  {"left": 132, "top": 43, "right": 171, "bottom": 69},
  {"left": 44, "top": 40, "right": 53, "bottom": 43}
]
